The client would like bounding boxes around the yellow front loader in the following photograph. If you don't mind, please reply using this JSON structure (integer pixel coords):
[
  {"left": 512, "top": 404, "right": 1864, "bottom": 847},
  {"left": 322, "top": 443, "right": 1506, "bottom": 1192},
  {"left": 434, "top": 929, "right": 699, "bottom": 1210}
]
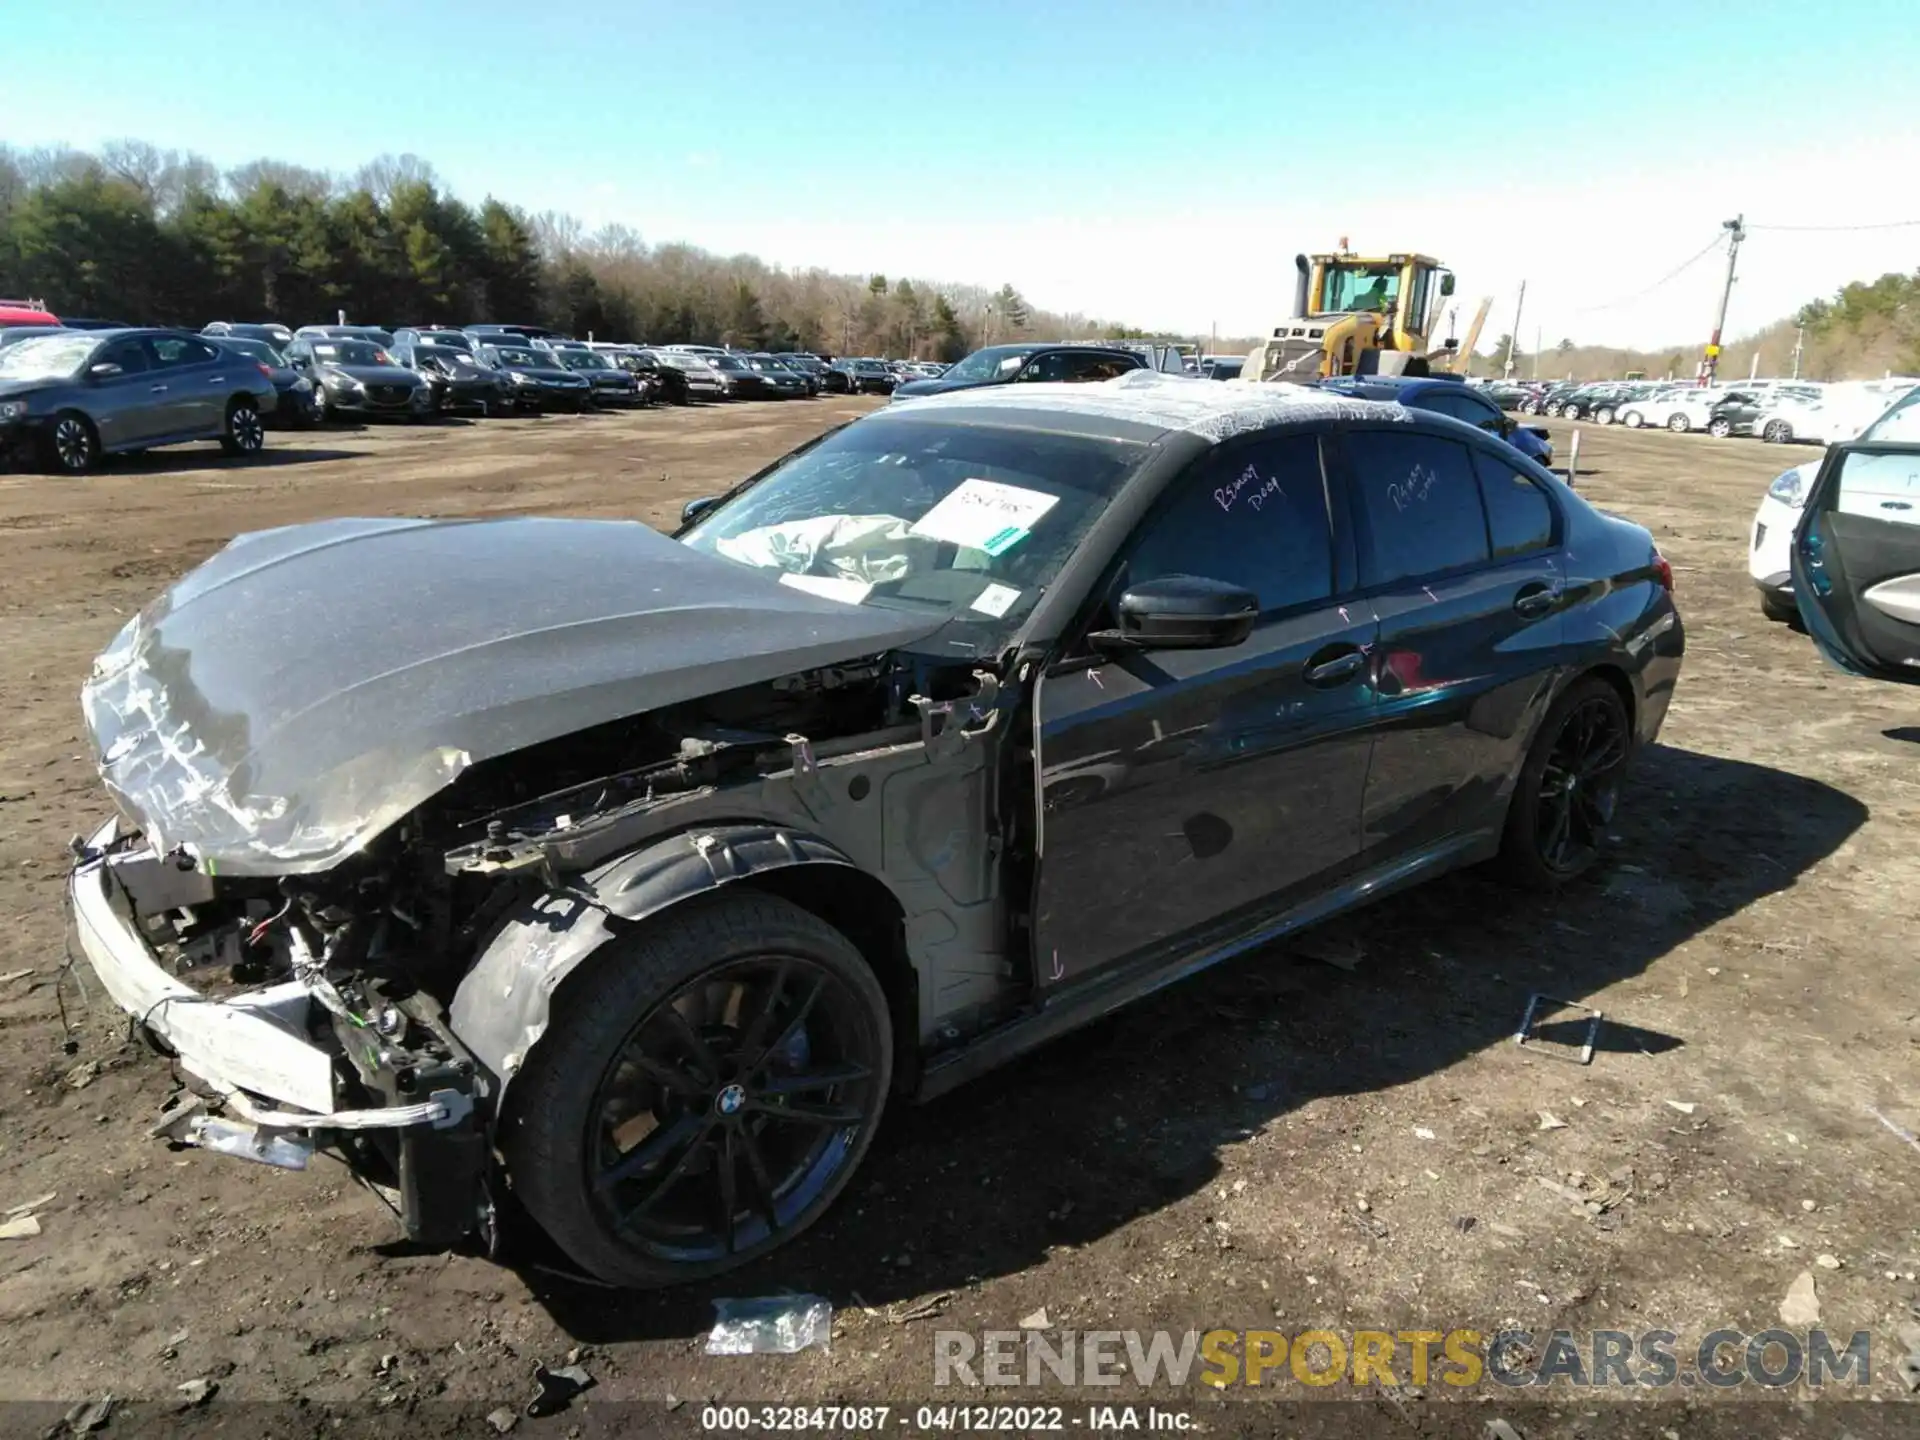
[{"left": 1242, "top": 245, "right": 1488, "bottom": 382}]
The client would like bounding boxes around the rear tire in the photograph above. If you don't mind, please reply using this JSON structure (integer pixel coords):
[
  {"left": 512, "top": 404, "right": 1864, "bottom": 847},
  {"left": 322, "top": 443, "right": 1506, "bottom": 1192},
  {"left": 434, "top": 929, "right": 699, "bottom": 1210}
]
[
  {"left": 1761, "top": 592, "right": 1799, "bottom": 624},
  {"left": 1621, "top": 411, "right": 1643, "bottom": 428},
  {"left": 1708, "top": 418, "right": 1733, "bottom": 439},
  {"left": 1492, "top": 676, "right": 1632, "bottom": 891},
  {"left": 219, "top": 398, "right": 266, "bottom": 455},
  {"left": 500, "top": 891, "right": 893, "bottom": 1289},
  {"left": 1595, "top": 407, "right": 1614, "bottom": 426},
  {"left": 1762, "top": 420, "right": 1792, "bottom": 443}
]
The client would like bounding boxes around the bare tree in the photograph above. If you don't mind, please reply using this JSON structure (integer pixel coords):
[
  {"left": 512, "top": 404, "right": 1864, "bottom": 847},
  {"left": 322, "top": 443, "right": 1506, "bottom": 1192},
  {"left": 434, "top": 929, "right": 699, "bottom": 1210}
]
[
  {"left": 352, "top": 153, "right": 437, "bottom": 203},
  {"left": 226, "top": 158, "right": 333, "bottom": 199}
]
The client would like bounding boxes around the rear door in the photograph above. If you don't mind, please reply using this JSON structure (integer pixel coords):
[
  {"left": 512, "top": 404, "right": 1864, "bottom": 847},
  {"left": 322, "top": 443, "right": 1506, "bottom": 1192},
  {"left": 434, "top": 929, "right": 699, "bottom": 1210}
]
[
  {"left": 1792, "top": 440, "right": 1920, "bottom": 683},
  {"left": 1333, "top": 427, "right": 1566, "bottom": 859},
  {"left": 1032, "top": 427, "right": 1378, "bottom": 986},
  {"left": 147, "top": 334, "right": 227, "bottom": 434}
]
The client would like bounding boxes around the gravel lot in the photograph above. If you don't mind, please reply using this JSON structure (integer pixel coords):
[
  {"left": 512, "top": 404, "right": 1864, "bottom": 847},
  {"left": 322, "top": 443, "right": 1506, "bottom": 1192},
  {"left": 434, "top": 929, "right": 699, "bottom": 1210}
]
[{"left": 0, "top": 400, "right": 1915, "bottom": 1437}]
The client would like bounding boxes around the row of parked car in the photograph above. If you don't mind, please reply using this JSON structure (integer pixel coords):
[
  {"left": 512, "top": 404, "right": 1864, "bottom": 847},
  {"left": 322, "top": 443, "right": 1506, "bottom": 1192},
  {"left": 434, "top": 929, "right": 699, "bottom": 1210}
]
[
  {"left": 1479, "top": 375, "right": 1920, "bottom": 448},
  {"left": 0, "top": 303, "right": 960, "bottom": 472}
]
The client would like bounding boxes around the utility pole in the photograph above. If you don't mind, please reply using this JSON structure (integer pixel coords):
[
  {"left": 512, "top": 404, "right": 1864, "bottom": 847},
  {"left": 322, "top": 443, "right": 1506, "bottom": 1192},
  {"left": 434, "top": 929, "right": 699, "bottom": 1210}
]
[
  {"left": 1532, "top": 325, "right": 1541, "bottom": 381},
  {"left": 1504, "top": 280, "right": 1526, "bottom": 379},
  {"left": 1700, "top": 214, "right": 1745, "bottom": 386},
  {"left": 1791, "top": 325, "right": 1805, "bottom": 380}
]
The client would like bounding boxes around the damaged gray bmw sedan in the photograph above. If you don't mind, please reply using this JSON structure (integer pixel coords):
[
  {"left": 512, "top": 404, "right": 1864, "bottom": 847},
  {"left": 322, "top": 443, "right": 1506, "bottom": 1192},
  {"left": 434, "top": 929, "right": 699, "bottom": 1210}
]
[{"left": 69, "top": 371, "right": 1683, "bottom": 1287}]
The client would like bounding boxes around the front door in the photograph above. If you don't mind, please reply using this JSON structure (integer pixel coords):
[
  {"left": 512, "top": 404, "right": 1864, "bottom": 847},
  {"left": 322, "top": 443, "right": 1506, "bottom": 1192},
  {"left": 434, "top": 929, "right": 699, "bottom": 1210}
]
[
  {"left": 1792, "top": 439, "right": 1920, "bottom": 684},
  {"left": 85, "top": 337, "right": 168, "bottom": 449},
  {"left": 1334, "top": 428, "right": 1566, "bottom": 857},
  {"left": 1033, "top": 429, "right": 1378, "bottom": 987}
]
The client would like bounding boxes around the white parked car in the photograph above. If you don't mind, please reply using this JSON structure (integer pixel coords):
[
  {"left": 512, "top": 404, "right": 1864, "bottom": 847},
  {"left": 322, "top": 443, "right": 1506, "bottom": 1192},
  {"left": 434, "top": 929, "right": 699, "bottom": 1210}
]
[
  {"left": 1752, "top": 387, "right": 1830, "bottom": 444},
  {"left": 1749, "top": 381, "right": 1920, "bottom": 621},
  {"left": 1619, "top": 387, "right": 1726, "bottom": 432}
]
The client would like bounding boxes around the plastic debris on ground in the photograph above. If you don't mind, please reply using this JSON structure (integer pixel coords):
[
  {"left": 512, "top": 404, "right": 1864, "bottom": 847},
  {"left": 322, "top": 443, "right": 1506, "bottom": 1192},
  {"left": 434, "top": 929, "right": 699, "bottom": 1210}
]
[
  {"left": 526, "top": 1362, "right": 595, "bottom": 1418},
  {"left": 705, "top": 1295, "right": 833, "bottom": 1355}
]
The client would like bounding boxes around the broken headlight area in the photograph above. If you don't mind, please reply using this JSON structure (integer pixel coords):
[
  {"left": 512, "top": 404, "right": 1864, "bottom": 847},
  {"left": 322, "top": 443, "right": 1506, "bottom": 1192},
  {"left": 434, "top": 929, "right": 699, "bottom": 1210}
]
[{"left": 79, "top": 828, "right": 489, "bottom": 1247}]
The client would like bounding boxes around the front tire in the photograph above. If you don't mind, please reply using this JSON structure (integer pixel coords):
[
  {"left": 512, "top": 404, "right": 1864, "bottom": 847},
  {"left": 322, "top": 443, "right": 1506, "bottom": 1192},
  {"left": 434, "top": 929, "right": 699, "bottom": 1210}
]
[
  {"left": 1621, "top": 411, "right": 1643, "bottom": 428},
  {"left": 1708, "top": 417, "right": 1733, "bottom": 439},
  {"left": 1668, "top": 413, "right": 1691, "bottom": 433},
  {"left": 1761, "top": 591, "right": 1799, "bottom": 624},
  {"left": 220, "top": 398, "right": 266, "bottom": 455},
  {"left": 43, "top": 411, "right": 100, "bottom": 474},
  {"left": 1493, "top": 676, "right": 1632, "bottom": 890},
  {"left": 501, "top": 891, "right": 893, "bottom": 1289},
  {"left": 1763, "top": 420, "right": 1792, "bottom": 443}
]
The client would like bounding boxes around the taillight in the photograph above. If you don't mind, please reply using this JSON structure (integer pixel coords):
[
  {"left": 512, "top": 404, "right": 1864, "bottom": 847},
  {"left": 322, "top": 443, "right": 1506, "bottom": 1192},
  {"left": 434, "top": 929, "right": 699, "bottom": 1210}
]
[
  {"left": 256, "top": 362, "right": 273, "bottom": 379},
  {"left": 1652, "top": 552, "right": 1674, "bottom": 591}
]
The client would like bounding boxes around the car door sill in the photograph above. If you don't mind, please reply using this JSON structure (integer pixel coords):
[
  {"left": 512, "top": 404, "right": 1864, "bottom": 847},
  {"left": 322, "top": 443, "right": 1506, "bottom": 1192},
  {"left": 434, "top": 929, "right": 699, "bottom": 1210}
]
[{"left": 917, "top": 827, "right": 1498, "bottom": 1101}]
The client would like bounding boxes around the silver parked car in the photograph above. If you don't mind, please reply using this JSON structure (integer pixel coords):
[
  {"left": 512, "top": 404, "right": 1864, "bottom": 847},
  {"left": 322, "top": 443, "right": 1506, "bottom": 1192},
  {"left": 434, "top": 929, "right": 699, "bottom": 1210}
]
[{"left": 0, "top": 329, "right": 276, "bottom": 474}]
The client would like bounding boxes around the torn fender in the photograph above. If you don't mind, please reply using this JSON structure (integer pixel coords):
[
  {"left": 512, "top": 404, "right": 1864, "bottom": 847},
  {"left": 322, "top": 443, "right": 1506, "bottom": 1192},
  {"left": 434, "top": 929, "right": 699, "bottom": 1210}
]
[{"left": 449, "top": 824, "right": 866, "bottom": 1098}]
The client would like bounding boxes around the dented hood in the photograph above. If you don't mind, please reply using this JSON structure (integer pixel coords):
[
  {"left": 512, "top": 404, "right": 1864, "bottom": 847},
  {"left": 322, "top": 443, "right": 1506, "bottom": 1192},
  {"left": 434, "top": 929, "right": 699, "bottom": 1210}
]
[{"left": 82, "top": 516, "right": 942, "bottom": 876}]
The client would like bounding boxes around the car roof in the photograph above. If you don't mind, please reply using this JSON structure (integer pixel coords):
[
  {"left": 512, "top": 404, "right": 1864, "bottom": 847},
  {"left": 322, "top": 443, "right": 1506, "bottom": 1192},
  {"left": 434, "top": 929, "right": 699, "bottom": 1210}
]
[{"left": 887, "top": 369, "right": 1415, "bottom": 442}]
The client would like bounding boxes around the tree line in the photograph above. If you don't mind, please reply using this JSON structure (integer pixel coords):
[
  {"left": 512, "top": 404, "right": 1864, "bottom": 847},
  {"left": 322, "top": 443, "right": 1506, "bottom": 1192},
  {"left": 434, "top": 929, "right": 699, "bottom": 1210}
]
[{"left": 0, "top": 142, "right": 1154, "bottom": 360}]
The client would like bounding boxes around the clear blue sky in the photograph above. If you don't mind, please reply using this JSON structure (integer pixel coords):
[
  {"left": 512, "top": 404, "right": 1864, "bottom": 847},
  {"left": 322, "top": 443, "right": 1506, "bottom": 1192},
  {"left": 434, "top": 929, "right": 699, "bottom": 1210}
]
[{"left": 10, "top": 0, "right": 1919, "bottom": 345}]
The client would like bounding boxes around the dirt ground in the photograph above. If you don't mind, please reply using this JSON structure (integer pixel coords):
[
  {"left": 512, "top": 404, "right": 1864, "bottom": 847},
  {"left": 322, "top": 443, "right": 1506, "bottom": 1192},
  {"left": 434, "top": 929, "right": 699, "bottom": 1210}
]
[{"left": 0, "top": 399, "right": 1916, "bottom": 1438}]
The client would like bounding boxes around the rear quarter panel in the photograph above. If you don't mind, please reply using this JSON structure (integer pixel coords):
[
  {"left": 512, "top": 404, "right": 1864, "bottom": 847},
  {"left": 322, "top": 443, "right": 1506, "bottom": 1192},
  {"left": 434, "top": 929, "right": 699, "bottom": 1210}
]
[{"left": 1556, "top": 494, "right": 1685, "bottom": 746}]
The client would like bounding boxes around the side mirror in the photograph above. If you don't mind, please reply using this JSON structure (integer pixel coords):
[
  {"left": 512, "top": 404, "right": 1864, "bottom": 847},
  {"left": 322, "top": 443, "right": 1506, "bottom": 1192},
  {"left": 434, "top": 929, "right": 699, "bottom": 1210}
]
[
  {"left": 88, "top": 361, "right": 123, "bottom": 379},
  {"left": 680, "top": 495, "right": 721, "bottom": 527},
  {"left": 1440, "top": 273, "right": 1457, "bottom": 297},
  {"left": 1093, "top": 575, "right": 1257, "bottom": 651}
]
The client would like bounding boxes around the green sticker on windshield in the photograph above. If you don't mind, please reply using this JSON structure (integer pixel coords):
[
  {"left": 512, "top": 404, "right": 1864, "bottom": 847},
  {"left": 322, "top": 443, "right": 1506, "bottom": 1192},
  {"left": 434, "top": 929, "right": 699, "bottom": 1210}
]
[{"left": 982, "top": 526, "right": 1029, "bottom": 557}]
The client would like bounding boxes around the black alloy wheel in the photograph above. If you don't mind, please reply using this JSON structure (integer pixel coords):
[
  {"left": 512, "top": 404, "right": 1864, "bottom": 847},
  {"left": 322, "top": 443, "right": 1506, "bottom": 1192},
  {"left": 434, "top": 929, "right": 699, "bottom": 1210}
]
[
  {"left": 502, "top": 891, "right": 892, "bottom": 1287},
  {"left": 1494, "top": 677, "right": 1632, "bottom": 888}
]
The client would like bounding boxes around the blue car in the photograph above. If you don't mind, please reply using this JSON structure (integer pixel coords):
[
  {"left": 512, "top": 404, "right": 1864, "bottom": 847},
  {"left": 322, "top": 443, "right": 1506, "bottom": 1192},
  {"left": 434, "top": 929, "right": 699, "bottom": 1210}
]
[{"left": 1321, "top": 374, "right": 1556, "bottom": 468}]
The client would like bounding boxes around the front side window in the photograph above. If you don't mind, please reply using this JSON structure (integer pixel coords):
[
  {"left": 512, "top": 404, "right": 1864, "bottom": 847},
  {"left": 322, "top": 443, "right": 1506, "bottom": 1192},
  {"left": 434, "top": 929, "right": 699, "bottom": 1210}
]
[
  {"left": 1342, "top": 430, "right": 1491, "bottom": 587},
  {"left": 1122, "top": 433, "right": 1333, "bottom": 614}
]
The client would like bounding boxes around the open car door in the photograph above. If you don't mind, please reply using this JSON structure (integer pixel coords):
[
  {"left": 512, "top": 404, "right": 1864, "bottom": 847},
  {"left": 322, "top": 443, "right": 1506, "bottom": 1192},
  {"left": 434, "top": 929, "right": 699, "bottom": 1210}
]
[{"left": 1791, "top": 439, "right": 1920, "bottom": 683}]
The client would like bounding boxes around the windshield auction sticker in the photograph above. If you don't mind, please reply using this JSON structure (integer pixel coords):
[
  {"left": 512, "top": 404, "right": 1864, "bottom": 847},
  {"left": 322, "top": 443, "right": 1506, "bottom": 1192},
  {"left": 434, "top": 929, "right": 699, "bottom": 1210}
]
[{"left": 911, "top": 479, "right": 1059, "bottom": 553}]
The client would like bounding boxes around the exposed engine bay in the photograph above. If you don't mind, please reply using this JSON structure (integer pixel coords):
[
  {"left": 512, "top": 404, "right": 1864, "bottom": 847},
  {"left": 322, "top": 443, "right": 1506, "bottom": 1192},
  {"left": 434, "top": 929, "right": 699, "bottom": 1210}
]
[{"left": 80, "top": 651, "right": 1024, "bottom": 1246}]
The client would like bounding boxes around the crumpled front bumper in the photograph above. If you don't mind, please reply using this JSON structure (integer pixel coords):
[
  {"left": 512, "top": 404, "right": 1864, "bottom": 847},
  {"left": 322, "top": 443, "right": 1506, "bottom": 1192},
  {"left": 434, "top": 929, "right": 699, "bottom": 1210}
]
[{"left": 68, "top": 819, "right": 469, "bottom": 1145}]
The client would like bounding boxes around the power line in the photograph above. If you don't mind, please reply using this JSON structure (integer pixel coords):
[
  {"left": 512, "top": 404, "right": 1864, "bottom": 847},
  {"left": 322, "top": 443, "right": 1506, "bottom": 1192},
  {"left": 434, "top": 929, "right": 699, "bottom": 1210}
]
[
  {"left": 1570, "top": 233, "right": 1727, "bottom": 315},
  {"left": 1746, "top": 217, "right": 1920, "bottom": 233}
]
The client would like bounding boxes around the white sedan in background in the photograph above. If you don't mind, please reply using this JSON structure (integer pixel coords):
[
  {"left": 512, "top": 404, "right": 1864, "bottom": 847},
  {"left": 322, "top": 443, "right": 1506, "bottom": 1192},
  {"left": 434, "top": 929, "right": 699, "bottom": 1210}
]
[
  {"left": 1619, "top": 387, "right": 1725, "bottom": 431},
  {"left": 1750, "top": 381, "right": 1920, "bottom": 621}
]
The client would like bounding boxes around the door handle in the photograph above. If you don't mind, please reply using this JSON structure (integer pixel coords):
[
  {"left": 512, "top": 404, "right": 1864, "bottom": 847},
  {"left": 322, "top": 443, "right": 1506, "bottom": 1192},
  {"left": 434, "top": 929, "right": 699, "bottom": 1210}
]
[
  {"left": 1303, "top": 647, "right": 1365, "bottom": 686},
  {"left": 148, "top": 384, "right": 168, "bottom": 393},
  {"left": 205, "top": 374, "right": 225, "bottom": 384},
  {"left": 1513, "top": 583, "right": 1560, "bottom": 619}
]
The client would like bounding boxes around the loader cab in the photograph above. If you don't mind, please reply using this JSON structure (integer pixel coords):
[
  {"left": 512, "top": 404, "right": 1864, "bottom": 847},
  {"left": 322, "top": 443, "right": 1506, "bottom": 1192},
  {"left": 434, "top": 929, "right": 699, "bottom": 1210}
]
[{"left": 1304, "top": 252, "right": 1453, "bottom": 352}]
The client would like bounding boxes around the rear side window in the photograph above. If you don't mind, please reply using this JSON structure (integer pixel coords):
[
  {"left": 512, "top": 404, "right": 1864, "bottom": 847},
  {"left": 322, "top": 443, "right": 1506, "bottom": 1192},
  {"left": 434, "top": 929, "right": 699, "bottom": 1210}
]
[
  {"left": 1342, "top": 430, "right": 1490, "bottom": 586},
  {"left": 1124, "top": 433, "right": 1332, "bottom": 613},
  {"left": 1471, "top": 450, "right": 1555, "bottom": 557}
]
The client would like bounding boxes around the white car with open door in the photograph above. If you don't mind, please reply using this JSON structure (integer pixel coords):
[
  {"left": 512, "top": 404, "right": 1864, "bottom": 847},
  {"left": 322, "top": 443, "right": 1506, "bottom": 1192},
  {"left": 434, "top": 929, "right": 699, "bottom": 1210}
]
[{"left": 1753, "top": 383, "right": 1920, "bottom": 622}]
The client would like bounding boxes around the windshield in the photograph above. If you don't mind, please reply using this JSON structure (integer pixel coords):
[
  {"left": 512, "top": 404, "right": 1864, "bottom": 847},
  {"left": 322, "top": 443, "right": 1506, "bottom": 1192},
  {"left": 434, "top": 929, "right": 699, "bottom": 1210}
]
[
  {"left": 1321, "top": 262, "right": 1401, "bottom": 314},
  {"left": 679, "top": 413, "right": 1146, "bottom": 650},
  {"left": 489, "top": 348, "right": 541, "bottom": 368},
  {"left": 1861, "top": 385, "right": 1920, "bottom": 443},
  {"left": 219, "top": 338, "right": 283, "bottom": 365},
  {"left": 708, "top": 354, "right": 747, "bottom": 372},
  {"left": 420, "top": 334, "right": 472, "bottom": 352},
  {"left": 0, "top": 333, "right": 98, "bottom": 380},
  {"left": 558, "top": 351, "right": 612, "bottom": 371},
  {"left": 312, "top": 341, "right": 388, "bottom": 365},
  {"left": 942, "top": 345, "right": 1033, "bottom": 383}
]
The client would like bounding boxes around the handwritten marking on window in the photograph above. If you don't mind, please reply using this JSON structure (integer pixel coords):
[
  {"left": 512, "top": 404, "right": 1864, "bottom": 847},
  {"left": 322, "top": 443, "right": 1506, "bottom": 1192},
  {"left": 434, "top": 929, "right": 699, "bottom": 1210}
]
[
  {"left": 1388, "top": 462, "right": 1439, "bottom": 512},
  {"left": 1214, "top": 463, "right": 1283, "bottom": 514}
]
